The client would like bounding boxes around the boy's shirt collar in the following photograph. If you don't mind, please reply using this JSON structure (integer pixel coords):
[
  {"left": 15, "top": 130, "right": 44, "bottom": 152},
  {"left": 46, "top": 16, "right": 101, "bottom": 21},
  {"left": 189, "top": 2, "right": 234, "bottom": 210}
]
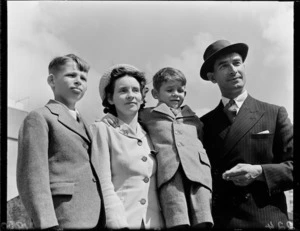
[
  {"left": 52, "top": 99, "right": 78, "bottom": 120},
  {"left": 153, "top": 103, "right": 196, "bottom": 118}
]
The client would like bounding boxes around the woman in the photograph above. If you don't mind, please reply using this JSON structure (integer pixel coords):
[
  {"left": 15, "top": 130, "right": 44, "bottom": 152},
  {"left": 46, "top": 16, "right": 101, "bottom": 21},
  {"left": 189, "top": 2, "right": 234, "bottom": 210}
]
[{"left": 90, "top": 64, "right": 165, "bottom": 229}]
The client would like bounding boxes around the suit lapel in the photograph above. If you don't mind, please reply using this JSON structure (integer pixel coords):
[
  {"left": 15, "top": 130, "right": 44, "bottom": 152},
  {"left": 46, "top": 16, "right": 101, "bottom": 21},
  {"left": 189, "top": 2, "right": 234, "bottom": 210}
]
[
  {"left": 222, "top": 95, "right": 264, "bottom": 156},
  {"left": 152, "top": 104, "right": 196, "bottom": 119},
  {"left": 177, "top": 105, "right": 196, "bottom": 118},
  {"left": 46, "top": 100, "right": 90, "bottom": 143},
  {"left": 209, "top": 101, "right": 231, "bottom": 140},
  {"left": 152, "top": 103, "right": 175, "bottom": 119},
  {"left": 78, "top": 114, "right": 93, "bottom": 142}
]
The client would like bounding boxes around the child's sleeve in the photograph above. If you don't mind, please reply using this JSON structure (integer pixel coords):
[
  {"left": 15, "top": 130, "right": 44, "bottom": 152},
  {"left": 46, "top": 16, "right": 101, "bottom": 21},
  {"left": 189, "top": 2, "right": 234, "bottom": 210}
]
[
  {"left": 90, "top": 122, "right": 129, "bottom": 229},
  {"left": 196, "top": 116, "right": 204, "bottom": 142},
  {"left": 16, "top": 111, "right": 58, "bottom": 228}
]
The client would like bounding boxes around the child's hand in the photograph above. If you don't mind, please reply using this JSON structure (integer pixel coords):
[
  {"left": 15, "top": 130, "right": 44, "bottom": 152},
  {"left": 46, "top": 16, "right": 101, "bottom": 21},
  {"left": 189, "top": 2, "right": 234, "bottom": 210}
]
[{"left": 101, "top": 114, "right": 119, "bottom": 128}]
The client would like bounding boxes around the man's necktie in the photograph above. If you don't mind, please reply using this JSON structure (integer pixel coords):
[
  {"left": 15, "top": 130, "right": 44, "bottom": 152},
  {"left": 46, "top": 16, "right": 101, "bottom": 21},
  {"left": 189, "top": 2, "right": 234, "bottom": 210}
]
[{"left": 223, "top": 99, "right": 237, "bottom": 123}]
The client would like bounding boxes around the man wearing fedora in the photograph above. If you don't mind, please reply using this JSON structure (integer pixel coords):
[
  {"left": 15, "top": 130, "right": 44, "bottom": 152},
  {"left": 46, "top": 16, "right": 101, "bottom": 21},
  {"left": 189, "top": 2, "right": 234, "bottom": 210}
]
[{"left": 200, "top": 40, "right": 293, "bottom": 229}]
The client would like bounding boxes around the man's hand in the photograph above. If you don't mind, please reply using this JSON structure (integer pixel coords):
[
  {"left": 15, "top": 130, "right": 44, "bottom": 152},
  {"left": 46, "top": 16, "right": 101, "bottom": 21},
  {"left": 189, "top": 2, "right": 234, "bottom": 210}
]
[
  {"left": 101, "top": 114, "right": 119, "bottom": 128},
  {"left": 222, "top": 163, "right": 263, "bottom": 186}
]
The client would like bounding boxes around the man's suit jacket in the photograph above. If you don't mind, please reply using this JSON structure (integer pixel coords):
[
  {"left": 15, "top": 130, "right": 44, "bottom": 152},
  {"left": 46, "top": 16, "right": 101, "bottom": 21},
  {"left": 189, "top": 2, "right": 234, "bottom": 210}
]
[
  {"left": 17, "top": 100, "right": 105, "bottom": 229},
  {"left": 140, "top": 103, "right": 212, "bottom": 190},
  {"left": 200, "top": 95, "right": 293, "bottom": 229}
]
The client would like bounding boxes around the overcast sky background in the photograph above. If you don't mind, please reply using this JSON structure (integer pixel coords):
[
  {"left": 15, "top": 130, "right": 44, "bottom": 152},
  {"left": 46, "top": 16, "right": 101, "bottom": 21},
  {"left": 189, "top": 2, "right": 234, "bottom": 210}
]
[{"left": 8, "top": 1, "right": 293, "bottom": 123}]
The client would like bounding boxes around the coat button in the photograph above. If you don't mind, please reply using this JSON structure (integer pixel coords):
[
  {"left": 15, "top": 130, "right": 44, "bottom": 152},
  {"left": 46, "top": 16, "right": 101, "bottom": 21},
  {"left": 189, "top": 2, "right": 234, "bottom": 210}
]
[
  {"left": 83, "top": 143, "right": 89, "bottom": 149},
  {"left": 141, "top": 156, "right": 147, "bottom": 162},
  {"left": 140, "top": 198, "right": 146, "bottom": 205},
  {"left": 143, "top": 177, "right": 149, "bottom": 183},
  {"left": 177, "top": 142, "right": 184, "bottom": 147},
  {"left": 137, "top": 140, "right": 143, "bottom": 146}
]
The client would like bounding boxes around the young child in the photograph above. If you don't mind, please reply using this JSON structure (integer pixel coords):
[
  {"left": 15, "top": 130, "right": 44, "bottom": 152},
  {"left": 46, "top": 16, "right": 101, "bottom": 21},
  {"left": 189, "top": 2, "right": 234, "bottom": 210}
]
[
  {"left": 140, "top": 67, "right": 213, "bottom": 228},
  {"left": 104, "top": 67, "right": 213, "bottom": 228},
  {"left": 16, "top": 54, "right": 105, "bottom": 230}
]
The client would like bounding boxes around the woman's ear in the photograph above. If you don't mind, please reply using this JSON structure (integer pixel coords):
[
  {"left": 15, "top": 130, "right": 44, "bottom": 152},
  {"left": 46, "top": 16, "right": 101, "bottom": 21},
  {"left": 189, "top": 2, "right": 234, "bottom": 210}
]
[
  {"left": 151, "top": 89, "right": 158, "bottom": 99},
  {"left": 207, "top": 72, "right": 216, "bottom": 83},
  {"left": 107, "top": 94, "right": 114, "bottom": 105}
]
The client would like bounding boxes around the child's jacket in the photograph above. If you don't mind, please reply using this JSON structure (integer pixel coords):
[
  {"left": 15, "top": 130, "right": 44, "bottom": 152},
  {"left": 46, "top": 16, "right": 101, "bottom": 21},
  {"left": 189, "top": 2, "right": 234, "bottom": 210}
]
[
  {"left": 17, "top": 100, "right": 105, "bottom": 229},
  {"left": 140, "top": 103, "right": 212, "bottom": 190}
]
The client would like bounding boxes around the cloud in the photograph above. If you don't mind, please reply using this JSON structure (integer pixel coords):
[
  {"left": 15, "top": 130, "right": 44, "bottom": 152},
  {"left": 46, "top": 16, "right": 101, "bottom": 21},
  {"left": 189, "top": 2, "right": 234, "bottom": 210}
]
[
  {"left": 257, "top": 3, "right": 293, "bottom": 119},
  {"left": 194, "top": 107, "right": 213, "bottom": 118},
  {"left": 262, "top": 4, "right": 293, "bottom": 67},
  {"left": 156, "top": 32, "right": 214, "bottom": 84},
  {"left": 8, "top": 2, "right": 98, "bottom": 113}
]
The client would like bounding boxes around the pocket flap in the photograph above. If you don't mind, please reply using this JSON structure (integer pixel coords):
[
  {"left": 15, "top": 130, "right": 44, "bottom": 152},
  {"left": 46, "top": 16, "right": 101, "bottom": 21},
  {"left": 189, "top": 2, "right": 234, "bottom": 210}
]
[
  {"left": 50, "top": 182, "right": 75, "bottom": 195},
  {"left": 251, "top": 133, "right": 273, "bottom": 139},
  {"left": 199, "top": 151, "right": 211, "bottom": 167}
]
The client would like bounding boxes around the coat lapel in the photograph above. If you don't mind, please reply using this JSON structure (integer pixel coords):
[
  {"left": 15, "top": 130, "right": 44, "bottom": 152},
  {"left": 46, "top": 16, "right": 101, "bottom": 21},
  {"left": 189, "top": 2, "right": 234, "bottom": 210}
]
[
  {"left": 152, "top": 103, "right": 196, "bottom": 119},
  {"left": 152, "top": 103, "right": 176, "bottom": 119},
  {"left": 222, "top": 95, "right": 264, "bottom": 156},
  {"left": 177, "top": 105, "right": 196, "bottom": 118},
  {"left": 45, "top": 100, "right": 90, "bottom": 143},
  {"left": 208, "top": 101, "right": 231, "bottom": 140}
]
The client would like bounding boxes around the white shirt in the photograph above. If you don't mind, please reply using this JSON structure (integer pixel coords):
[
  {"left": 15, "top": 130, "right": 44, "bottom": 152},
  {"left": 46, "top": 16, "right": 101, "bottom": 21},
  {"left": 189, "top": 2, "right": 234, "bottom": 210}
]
[
  {"left": 222, "top": 90, "right": 248, "bottom": 114},
  {"left": 52, "top": 99, "right": 78, "bottom": 120}
]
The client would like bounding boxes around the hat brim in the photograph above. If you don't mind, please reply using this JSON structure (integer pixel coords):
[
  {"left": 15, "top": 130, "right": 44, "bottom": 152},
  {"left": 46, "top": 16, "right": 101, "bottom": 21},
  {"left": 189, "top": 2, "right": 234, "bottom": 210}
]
[
  {"left": 99, "top": 64, "right": 141, "bottom": 100},
  {"left": 200, "top": 43, "right": 248, "bottom": 80}
]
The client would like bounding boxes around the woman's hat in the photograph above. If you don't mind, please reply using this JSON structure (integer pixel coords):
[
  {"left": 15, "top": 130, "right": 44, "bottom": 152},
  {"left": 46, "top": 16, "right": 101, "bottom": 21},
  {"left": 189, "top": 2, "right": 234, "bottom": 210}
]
[
  {"left": 99, "top": 64, "right": 141, "bottom": 100},
  {"left": 200, "top": 40, "right": 248, "bottom": 80}
]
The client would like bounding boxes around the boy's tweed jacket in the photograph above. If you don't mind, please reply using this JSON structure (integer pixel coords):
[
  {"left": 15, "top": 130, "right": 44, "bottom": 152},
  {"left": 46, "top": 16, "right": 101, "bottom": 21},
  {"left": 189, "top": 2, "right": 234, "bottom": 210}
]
[
  {"left": 17, "top": 100, "right": 105, "bottom": 229},
  {"left": 140, "top": 103, "right": 212, "bottom": 191}
]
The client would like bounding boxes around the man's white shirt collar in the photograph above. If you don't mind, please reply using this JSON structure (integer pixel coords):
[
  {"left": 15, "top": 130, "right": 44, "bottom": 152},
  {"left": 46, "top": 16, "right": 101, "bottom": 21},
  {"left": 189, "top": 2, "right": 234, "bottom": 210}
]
[{"left": 222, "top": 90, "right": 248, "bottom": 112}]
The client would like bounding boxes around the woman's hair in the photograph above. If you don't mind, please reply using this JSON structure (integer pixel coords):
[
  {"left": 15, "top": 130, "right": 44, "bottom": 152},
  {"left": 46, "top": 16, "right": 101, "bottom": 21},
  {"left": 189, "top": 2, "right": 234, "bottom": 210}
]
[
  {"left": 48, "top": 54, "right": 90, "bottom": 74},
  {"left": 152, "top": 67, "right": 186, "bottom": 91},
  {"left": 102, "top": 67, "right": 147, "bottom": 116}
]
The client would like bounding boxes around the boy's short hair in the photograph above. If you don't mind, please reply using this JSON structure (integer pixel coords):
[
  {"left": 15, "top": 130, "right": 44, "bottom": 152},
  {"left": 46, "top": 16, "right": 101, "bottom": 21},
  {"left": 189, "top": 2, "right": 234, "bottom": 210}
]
[
  {"left": 48, "top": 54, "right": 90, "bottom": 75},
  {"left": 152, "top": 67, "right": 187, "bottom": 91}
]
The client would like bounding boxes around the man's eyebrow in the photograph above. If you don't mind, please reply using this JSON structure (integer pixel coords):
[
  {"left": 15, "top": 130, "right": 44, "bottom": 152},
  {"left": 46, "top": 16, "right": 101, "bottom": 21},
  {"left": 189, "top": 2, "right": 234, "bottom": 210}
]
[
  {"left": 216, "top": 60, "right": 228, "bottom": 67},
  {"left": 217, "top": 56, "right": 242, "bottom": 67}
]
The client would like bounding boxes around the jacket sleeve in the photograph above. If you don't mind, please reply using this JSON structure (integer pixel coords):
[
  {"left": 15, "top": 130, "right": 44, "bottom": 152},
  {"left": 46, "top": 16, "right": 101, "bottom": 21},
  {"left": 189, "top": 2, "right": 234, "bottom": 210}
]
[
  {"left": 16, "top": 111, "right": 58, "bottom": 228},
  {"left": 261, "top": 106, "right": 293, "bottom": 195},
  {"left": 90, "top": 122, "right": 129, "bottom": 229}
]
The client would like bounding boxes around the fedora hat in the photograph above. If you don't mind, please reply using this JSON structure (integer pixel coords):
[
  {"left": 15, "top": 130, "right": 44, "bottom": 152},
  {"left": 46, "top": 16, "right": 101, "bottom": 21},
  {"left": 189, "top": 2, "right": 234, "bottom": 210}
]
[
  {"left": 200, "top": 40, "right": 248, "bottom": 80},
  {"left": 99, "top": 64, "right": 141, "bottom": 100}
]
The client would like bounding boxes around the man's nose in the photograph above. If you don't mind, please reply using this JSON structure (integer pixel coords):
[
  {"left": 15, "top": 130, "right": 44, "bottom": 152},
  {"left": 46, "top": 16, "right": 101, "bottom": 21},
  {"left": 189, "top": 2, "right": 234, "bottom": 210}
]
[{"left": 229, "top": 65, "right": 238, "bottom": 75}]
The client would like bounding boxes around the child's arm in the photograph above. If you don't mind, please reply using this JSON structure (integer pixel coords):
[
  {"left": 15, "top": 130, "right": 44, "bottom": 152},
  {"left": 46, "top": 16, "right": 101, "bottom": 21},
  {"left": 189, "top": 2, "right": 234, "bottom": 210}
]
[
  {"left": 16, "top": 111, "right": 58, "bottom": 229},
  {"left": 90, "top": 122, "right": 129, "bottom": 229}
]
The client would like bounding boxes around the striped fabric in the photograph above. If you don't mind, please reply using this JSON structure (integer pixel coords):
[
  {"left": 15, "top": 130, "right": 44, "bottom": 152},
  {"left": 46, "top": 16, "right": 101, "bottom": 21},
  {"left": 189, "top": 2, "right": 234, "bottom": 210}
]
[{"left": 200, "top": 95, "right": 293, "bottom": 229}]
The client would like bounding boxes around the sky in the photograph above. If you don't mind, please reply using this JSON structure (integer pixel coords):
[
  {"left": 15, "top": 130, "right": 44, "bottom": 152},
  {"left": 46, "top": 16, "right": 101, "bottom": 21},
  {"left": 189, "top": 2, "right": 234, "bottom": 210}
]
[
  {"left": 8, "top": 1, "right": 293, "bottom": 123},
  {"left": 6, "top": 1, "right": 294, "bottom": 200}
]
